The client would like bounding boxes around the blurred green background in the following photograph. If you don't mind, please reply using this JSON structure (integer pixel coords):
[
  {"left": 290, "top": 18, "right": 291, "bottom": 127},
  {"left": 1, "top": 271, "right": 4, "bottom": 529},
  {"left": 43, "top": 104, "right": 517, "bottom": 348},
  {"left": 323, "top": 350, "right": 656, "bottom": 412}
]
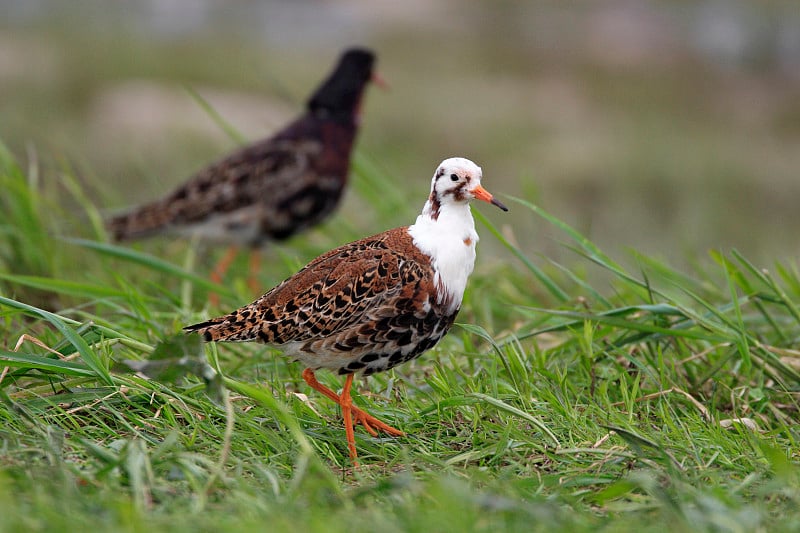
[{"left": 1, "top": 0, "right": 799, "bottom": 266}]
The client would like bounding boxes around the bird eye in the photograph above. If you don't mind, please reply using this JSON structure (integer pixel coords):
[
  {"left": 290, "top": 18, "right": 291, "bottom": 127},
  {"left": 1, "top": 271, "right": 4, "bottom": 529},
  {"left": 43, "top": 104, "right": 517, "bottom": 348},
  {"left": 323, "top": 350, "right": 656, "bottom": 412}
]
[{"left": 450, "top": 173, "right": 459, "bottom": 182}]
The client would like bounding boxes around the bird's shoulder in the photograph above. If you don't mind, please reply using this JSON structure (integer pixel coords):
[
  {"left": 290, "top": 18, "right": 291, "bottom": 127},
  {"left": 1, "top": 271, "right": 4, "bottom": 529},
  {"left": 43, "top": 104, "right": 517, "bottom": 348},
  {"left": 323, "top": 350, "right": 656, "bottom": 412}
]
[
  {"left": 176, "top": 132, "right": 323, "bottom": 199},
  {"left": 245, "top": 227, "right": 438, "bottom": 341}
]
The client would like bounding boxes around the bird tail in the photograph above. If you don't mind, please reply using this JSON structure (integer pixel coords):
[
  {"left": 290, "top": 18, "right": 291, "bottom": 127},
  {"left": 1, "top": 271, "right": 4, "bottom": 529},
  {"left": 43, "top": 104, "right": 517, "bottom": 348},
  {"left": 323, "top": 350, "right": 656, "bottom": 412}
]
[
  {"left": 106, "top": 201, "right": 175, "bottom": 241},
  {"left": 183, "top": 314, "right": 260, "bottom": 343}
]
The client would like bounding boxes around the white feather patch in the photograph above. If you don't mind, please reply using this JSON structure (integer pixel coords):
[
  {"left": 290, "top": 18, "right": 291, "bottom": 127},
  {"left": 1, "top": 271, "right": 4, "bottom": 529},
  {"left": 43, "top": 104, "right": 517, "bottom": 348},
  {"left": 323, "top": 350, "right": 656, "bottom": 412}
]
[{"left": 408, "top": 202, "right": 478, "bottom": 314}]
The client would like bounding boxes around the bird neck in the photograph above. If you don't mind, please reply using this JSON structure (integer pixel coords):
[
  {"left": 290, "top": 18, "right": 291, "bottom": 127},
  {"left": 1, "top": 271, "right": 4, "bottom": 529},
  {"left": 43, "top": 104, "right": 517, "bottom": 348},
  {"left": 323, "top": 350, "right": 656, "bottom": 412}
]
[
  {"left": 309, "top": 106, "right": 357, "bottom": 125},
  {"left": 408, "top": 200, "right": 479, "bottom": 314}
]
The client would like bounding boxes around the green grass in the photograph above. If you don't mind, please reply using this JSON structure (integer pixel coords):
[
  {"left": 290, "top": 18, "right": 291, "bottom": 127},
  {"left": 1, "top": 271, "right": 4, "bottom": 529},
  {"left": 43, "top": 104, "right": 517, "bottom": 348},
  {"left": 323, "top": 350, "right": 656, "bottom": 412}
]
[{"left": 1, "top": 142, "right": 799, "bottom": 533}]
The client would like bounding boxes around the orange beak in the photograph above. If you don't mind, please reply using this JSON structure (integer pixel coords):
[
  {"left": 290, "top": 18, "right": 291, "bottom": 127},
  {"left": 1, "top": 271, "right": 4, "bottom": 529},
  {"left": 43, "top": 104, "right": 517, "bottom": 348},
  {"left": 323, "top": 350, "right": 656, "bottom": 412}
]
[
  {"left": 371, "top": 72, "right": 390, "bottom": 90},
  {"left": 471, "top": 184, "right": 509, "bottom": 211}
]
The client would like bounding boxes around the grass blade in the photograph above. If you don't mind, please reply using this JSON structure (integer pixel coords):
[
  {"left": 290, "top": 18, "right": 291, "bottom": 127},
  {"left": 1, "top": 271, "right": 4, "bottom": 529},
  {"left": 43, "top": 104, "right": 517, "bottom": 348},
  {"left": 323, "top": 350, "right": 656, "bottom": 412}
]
[
  {"left": 0, "top": 348, "right": 96, "bottom": 377},
  {"left": 62, "top": 238, "right": 232, "bottom": 295},
  {"left": 0, "top": 273, "right": 145, "bottom": 301},
  {"left": 470, "top": 392, "right": 559, "bottom": 447},
  {"left": 473, "top": 208, "right": 568, "bottom": 302},
  {"left": 0, "top": 295, "right": 112, "bottom": 384},
  {"left": 183, "top": 85, "right": 248, "bottom": 145}
]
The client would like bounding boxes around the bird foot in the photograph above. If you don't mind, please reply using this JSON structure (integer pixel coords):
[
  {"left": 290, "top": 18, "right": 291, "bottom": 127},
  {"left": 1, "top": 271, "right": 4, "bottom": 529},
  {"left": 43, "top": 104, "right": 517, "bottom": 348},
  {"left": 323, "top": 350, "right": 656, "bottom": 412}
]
[
  {"left": 302, "top": 368, "right": 404, "bottom": 466},
  {"left": 349, "top": 404, "right": 405, "bottom": 437}
]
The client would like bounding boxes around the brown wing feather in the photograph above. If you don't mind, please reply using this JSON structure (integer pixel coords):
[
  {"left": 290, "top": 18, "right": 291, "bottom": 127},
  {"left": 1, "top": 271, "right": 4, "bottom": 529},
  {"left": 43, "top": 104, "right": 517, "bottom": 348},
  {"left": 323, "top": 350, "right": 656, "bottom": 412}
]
[
  {"left": 106, "top": 114, "right": 358, "bottom": 245},
  {"left": 184, "top": 227, "right": 458, "bottom": 374},
  {"left": 107, "top": 132, "right": 326, "bottom": 242},
  {"left": 184, "top": 228, "right": 414, "bottom": 340}
]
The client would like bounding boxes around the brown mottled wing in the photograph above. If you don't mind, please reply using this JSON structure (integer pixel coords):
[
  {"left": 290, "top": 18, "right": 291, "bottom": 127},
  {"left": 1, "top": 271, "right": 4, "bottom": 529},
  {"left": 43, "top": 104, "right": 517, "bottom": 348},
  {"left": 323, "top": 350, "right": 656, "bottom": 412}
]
[
  {"left": 170, "top": 139, "right": 323, "bottom": 219},
  {"left": 185, "top": 228, "right": 458, "bottom": 374},
  {"left": 107, "top": 133, "right": 330, "bottom": 244}
]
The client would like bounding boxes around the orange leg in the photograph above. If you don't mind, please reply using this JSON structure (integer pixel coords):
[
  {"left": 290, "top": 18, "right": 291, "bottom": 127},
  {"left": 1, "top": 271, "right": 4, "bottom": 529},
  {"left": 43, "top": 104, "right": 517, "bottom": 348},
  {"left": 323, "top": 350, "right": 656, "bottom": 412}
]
[
  {"left": 341, "top": 373, "right": 358, "bottom": 464},
  {"left": 209, "top": 246, "right": 239, "bottom": 306},
  {"left": 247, "top": 249, "right": 262, "bottom": 294},
  {"left": 301, "top": 368, "right": 404, "bottom": 464}
]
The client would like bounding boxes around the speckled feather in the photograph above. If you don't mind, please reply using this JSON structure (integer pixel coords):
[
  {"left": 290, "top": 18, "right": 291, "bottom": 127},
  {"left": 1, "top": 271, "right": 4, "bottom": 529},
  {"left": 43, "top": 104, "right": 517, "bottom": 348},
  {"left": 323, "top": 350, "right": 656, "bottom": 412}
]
[
  {"left": 185, "top": 227, "right": 458, "bottom": 375},
  {"left": 107, "top": 48, "right": 376, "bottom": 246}
]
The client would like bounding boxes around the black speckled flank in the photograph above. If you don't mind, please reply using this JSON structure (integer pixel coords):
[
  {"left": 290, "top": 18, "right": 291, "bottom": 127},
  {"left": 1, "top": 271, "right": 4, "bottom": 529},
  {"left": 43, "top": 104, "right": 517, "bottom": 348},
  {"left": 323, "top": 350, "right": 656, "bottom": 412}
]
[
  {"left": 106, "top": 48, "right": 377, "bottom": 247},
  {"left": 347, "top": 311, "right": 457, "bottom": 375}
]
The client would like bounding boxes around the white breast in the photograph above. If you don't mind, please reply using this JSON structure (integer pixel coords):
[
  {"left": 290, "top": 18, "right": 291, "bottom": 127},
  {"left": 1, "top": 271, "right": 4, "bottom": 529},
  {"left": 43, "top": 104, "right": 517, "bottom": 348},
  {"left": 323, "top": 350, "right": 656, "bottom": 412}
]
[{"left": 407, "top": 204, "right": 478, "bottom": 314}]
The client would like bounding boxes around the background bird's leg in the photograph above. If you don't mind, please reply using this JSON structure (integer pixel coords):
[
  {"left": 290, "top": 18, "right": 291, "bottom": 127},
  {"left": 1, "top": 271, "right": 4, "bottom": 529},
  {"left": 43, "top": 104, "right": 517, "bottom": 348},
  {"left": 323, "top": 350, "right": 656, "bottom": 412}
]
[
  {"left": 340, "top": 373, "right": 359, "bottom": 465},
  {"left": 209, "top": 246, "right": 239, "bottom": 306},
  {"left": 247, "top": 248, "right": 262, "bottom": 295}
]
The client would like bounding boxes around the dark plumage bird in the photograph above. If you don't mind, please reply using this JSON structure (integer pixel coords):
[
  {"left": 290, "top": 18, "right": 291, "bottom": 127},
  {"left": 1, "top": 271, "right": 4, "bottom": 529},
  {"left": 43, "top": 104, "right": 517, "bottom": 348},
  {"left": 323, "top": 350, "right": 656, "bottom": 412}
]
[
  {"left": 107, "top": 48, "right": 379, "bottom": 291},
  {"left": 184, "top": 157, "right": 508, "bottom": 465}
]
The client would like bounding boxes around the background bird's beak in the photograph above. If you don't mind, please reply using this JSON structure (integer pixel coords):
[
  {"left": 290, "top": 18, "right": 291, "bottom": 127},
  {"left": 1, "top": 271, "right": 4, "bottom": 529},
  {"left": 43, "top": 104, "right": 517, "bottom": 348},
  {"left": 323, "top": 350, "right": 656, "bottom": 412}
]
[
  {"left": 471, "top": 184, "right": 509, "bottom": 211},
  {"left": 371, "top": 72, "right": 390, "bottom": 90}
]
